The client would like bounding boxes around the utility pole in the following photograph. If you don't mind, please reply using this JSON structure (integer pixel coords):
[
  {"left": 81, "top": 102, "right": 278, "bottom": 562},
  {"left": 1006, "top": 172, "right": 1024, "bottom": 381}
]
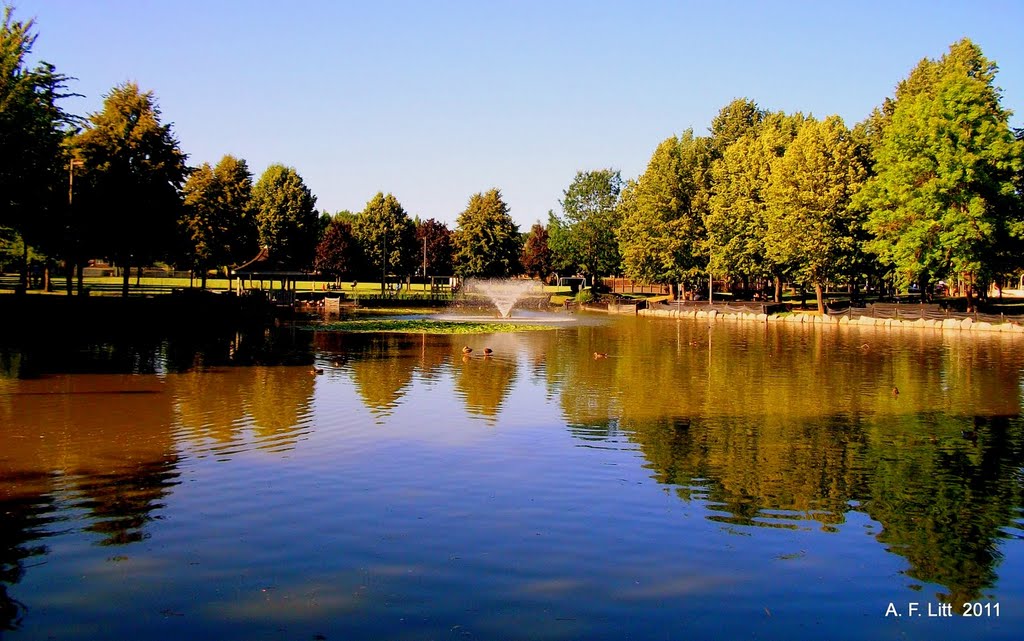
[
  {"left": 381, "top": 229, "right": 387, "bottom": 295},
  {"left": 422, "top": 237, "right": 427, "bottom": 292}
]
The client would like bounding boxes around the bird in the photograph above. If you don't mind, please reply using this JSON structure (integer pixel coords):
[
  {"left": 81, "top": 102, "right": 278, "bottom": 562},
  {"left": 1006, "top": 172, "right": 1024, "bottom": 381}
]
[
  {"left": 961, "top": 429, "right": 978, "bottom": 442},
  {"left": 891, "top": 386, "right": 899, "bottom": 396},
  {"left": 483, "top": 348, "right": 493, "bottom": 356},
  {"left": 462, "top": 346, "right": 473, "bottom": 354},
  {"left": 311, "top": 366, "right": 324, "bottom": 375},
  {"left": 593, "top": 352, "right": 609, "bottom": 359}
]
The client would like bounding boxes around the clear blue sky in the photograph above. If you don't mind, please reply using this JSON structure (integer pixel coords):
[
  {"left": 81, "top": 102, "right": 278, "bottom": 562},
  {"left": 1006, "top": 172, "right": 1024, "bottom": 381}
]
[{"left": 14, "top": 0, "right": 1024, "bottom": 228}]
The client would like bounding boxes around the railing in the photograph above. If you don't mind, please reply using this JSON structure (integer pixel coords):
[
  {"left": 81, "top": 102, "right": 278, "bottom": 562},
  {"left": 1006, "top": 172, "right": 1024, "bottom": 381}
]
[{"left": 827, "top": 302, "right": 1019, "bottom": 325}]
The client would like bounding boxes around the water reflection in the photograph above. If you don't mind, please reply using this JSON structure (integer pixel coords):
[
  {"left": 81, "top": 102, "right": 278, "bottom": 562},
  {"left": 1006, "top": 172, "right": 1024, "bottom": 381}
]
[{"left": 0, "top": 316, "right": 1022, "bottom": 635}]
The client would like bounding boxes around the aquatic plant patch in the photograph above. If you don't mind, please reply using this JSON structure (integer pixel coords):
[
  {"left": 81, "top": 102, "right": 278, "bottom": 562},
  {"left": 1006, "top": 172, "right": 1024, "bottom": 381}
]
[{"left": 312, "top": 319, "right": 558, "bottom": 334}]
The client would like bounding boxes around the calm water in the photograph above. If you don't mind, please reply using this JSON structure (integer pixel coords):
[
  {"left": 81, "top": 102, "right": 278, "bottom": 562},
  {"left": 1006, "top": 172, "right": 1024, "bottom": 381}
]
[{"left": 1, "top": 315, "right": 1023, "bottom": 640}]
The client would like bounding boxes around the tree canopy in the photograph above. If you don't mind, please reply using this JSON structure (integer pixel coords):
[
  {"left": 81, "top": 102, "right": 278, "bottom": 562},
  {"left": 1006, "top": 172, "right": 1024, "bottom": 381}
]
[
  {"left": 617, "top": 131, "right": 709, "bottom": 295},
  {"left": 0, "top": 6, "right": 75, "bottom": 283},
  {"left": 764, "top": 115, "right": 865, "bottom": 312},
  {"left": 452, "top": 189, "right": 521, "bottom": 278},
  {"left": 181, "top": 154, "right": 256, "bottom": 283},
  {"left": 252, "top": 164, "right": 318, "bottom": 267},
  {"left": 352, "top": 192, "right": 416, "bottom": 288},
  {"left": 549, "top": 169, "right": 623, "bottom": 282},
  {"left": 521, "top": 222, "right": 553, "bottom": 280},
  {"left": 72, "top": 82, "right": 187, "bottom": 296},
  {"left": 858, "top": 39, "right": 1024, "bottom": 306},
  {"left": 415, "top": 218, "right": 453, "bottom": 276}
]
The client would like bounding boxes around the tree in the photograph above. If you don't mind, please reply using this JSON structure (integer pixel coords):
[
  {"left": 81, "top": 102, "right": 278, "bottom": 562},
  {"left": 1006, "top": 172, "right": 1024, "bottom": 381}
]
[
  {"left": 415, "top": 218, "right": 453, "bottom": 277},
  {"left": 352, "top": 192, "right": 416, "bottom": 292},
  {"left": 548, "top": 169, "right": 623, "bottom": 285},
  {"left": 451, "top": 189, "right": 521, "bottom": 278},
  {"left": 314, "top": 217, "right": 362, "bottom": 281},
  {"left": 180, "top": 155, "right": 256, "bottom": 286},
  {"left": 858, "top": 39, "right": 1024, "bottom": 308},
  {"left": 72, "top": 82, "right": 188, "bottom": 296},
  {"left": 705, "top": 111, "right": 804, "bottom": 300},
  {"left": 0, "top": 6, "right": 75, "bottom": 289},
  {"left": 520, "top": 222, "right": 553, "bottom": 280},
  {"left": 616, "top": 131, "right": 709, "bottom": 298},
  {"left": 764, "top": 116, "right": 865, "bottom": 313},
  {"left": 252, "top": 164, "right": 318, "bottom": 267}
]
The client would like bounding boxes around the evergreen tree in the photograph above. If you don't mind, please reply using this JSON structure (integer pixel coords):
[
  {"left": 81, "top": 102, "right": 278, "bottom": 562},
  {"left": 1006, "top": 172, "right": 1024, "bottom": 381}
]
[{"left": 0, "top": 6, "right": 76, "bottom": 289}]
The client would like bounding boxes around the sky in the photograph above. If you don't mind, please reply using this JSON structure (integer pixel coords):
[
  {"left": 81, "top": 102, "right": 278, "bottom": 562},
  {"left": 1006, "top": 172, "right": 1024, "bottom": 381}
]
[{"left": 12, "top": 0, "right": 1024, "bottom": 229}]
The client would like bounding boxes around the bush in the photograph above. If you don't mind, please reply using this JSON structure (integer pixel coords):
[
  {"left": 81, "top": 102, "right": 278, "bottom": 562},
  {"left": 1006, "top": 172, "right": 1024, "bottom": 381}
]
[{"left": 574, "top": 289, "right": 595, "bottom": 304}]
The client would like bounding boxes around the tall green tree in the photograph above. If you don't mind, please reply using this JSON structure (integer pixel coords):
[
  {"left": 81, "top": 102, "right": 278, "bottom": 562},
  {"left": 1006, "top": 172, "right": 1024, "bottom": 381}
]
[
  {"left": 764, "top": 116, "right": 865, "bottom": 313},
  {"left": 616, "top": 131, "right": 708, "bottom": 298},
  {"left": 548, "top": 169, "right": 623, "bottom": 285},
  {"left": 180, "top": 155, "right": 256, "bottom": 286},
  {"left": 858, "top": 39, "right": 1024, "bottom": 308},
  {"left": 352, "top": 192, "right": 416, "bottom": 291},
  {"left": 520, "top": 222, "right": 553, "bottom": 280},
  {"left": 0, "top": 6, "right": 75, "bottom": 289},
  {"left": 252, "top": 164, "right": 318, "bottom": 267},
  {"left": 451, "top": 188, "right": 521, "bottom": 278},
  {"left": 705, "top": 111, "right": 804, "bottom": 300},
  {"left": 72, "top": 82, "right": 187, "bottom": 297}
]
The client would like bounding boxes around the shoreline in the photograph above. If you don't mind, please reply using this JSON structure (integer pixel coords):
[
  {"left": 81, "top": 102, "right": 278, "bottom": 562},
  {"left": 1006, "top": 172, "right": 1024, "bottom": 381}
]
[{"left": 637, "top": 306, "right": 1024, "bottom": 335}]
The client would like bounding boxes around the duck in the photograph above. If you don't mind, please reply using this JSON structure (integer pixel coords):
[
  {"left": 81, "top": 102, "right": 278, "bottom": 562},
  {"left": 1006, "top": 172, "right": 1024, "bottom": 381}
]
[
  {"left": 462, "top": 346, "right": 473, "bottom": 354},
  {"left": 483, "top": 348, "right": 493, "bottom": 356},
  {"left": 311, "top": 366, "right": 324, "bottom": 375},
  {"left": 593, "top": 352, "right": 609, "bottom": 359},
  {"left": 891, "top": 386, "right": 899, "bottom": 396}
]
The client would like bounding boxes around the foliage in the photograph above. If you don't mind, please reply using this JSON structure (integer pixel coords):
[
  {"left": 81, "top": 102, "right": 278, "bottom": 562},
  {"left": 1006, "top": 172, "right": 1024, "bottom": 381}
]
[
  {"left": 252, "top": 164, "right": 318, "bottom": 267},
  {"left": 180, "top": 155, "right": 256, "bottom": 279},
  {"left": 72, "top": 82, "right": 188, "bottom": 294},
  {"left": 764, "top": 115, "right": 865, "bottom": 313},
  {"left": 451, "top": 188, "right": 521, "bottom": 277},
  {"left": 857, "top": 39, "right": 1024, "bottom": 303},
  {"left": 616, "top": 131, "right": 710, "bottom": 291},
  {"left": 352, "top": 192, "right": 417, "bottom": 280},
  {"left": 313, "top": 319, "right": 557, "bottom": 333},
  {"left": 549, "top": 169, "right": 623, "bottom": 280},
  {"left": 314, "top": 217, "right": 363, "bottom": 279},
  {"left": 705, "top": 111, "right": 803, "bottom": 285},
  {"left": 520, "top": 222, "right": 553, "bottom": 280},
  {"left": 415, "top": 217, "right": 453, "bottom": 276},
  {"left": 0, "top": 6, "right": 75, "bottom": 272}
]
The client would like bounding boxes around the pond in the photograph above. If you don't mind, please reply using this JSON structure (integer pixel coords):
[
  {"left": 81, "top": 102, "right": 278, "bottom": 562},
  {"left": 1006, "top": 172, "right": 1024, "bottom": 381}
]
[{"left": 1, "top": 314, "right": 1023, "bottom": 640}]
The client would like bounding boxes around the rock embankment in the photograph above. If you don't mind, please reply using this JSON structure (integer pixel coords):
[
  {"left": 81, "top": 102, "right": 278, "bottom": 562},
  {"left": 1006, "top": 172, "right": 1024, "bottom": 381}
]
[{"left": 637, "top": 306, "right": 1024, "bottom": 334}]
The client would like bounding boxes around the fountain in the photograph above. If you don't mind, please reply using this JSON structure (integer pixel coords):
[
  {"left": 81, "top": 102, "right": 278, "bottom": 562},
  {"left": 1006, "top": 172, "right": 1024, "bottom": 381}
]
[{"left": 462, "top": 278, "right": 543, "bottom": 318}]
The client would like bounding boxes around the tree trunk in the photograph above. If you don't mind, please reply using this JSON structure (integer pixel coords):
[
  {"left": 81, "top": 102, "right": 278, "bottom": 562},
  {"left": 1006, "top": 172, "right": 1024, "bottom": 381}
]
[
  {"left": 774, "top": 276, "right": 782, "bottom": 303},
  {"left": 201, "top": 271, "right": 208, "bottom": 290},
  {"left": 122, "top": 257, "right": 131, "bottom": 298},
  {"left": 18, "top": 242, "right": 29, "bottom": 293},
  {"left": 814, "top": 281, "right": 825, "bottom": 314},
  {"left": 77, "top": 262, "right": 85, "bottom": 296},
  {"left": 65, "top": 258, "right": 73, "bottom": 295}
]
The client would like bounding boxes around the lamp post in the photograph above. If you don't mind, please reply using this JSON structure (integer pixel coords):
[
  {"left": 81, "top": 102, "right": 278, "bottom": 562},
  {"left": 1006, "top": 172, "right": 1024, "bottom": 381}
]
[{"left": 381, "top": 228, "right": 387, "bottom": 295}]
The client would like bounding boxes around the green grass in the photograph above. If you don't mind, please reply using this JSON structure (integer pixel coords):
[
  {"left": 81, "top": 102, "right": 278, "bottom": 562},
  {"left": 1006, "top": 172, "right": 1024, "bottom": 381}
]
[{"left": 312, "top": 319, "right": 559, "bottom": 334}]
